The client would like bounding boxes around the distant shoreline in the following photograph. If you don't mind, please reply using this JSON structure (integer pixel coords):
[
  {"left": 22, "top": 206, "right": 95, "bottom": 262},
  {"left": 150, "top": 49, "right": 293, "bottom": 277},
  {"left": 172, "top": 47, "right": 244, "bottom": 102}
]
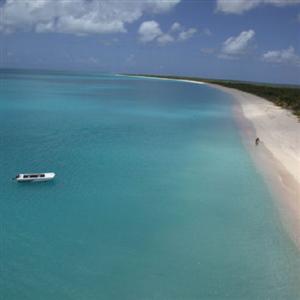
[
  {"left": 124, "top": 74, "right": 300, "bottom": 249},
  {"left": 121, "top": 74, "right": 300, "bottom": 118}
]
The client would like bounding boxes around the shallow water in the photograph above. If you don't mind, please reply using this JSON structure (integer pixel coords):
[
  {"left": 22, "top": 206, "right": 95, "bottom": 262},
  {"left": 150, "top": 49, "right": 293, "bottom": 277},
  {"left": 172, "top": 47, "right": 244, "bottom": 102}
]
[{"left": 1, "top": 70, "right": 299, "bottom": 299}]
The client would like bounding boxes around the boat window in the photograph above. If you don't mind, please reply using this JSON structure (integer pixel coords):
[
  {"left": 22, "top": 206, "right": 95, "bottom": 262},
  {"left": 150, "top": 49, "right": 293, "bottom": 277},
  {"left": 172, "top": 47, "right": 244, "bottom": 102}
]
[
  {"left": 40, "top": 174, "right": 45, "bottom": 177},
  {"left": 24, "top": 175, "right": 29, "bottom": 178},
  {"left": 30, "top": 175, "right": 38, "bottom": 178}
]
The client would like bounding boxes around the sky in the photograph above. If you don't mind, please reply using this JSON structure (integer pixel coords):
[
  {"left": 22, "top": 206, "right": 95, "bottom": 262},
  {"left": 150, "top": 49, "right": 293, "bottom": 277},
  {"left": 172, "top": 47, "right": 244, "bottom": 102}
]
[{"left": 0, "top": 0, "right": 299, "bottom": 84}]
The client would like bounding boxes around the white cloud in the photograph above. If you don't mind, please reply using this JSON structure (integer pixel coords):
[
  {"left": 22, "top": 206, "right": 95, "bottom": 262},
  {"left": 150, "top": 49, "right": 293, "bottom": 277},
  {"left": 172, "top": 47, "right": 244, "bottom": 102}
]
[
  {"left": 216, "top": 0, "right": 300, "bottom": 14},
  {"left": 170, "top": 22, "right": 182, "bottom": 32},
  {"left": 0, "top": 0, "right": 180, "bottom": 35},
  {"left": 216, "top": 0, "right": 261, "bottom": 14},
  {"left": 178, "top": 28, "right": 197, "bottom": 41},
  {"left": 262, "top": 46, "right": 300, "bottom": 66},
  {"left": 220, "top": 30, "right": 255, "bottom": 58},
  {"left": 157, "top": 34, "right": 175, "bottom": 45},
  {"left": 138, "top": 21, "right": 196, "bottom": 45},
  {"left": 138, "top": 21, "right": 162, "bottom": 43}
]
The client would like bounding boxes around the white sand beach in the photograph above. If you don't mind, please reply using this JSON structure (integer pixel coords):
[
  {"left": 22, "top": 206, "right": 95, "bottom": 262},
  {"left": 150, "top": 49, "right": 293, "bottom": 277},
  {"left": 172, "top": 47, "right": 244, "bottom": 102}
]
[
  {"left": 211, "top": 84, "right": 300, "bottom": 184},
  {"left": 206, "top": 83, "right": 300, "bottom": 247}
]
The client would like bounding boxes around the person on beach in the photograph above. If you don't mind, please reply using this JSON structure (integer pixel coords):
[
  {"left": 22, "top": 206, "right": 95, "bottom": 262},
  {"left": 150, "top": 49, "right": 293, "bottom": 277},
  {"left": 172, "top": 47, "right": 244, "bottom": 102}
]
[{"left": 255, "top": 137, "right": 260, "bottom": 146}]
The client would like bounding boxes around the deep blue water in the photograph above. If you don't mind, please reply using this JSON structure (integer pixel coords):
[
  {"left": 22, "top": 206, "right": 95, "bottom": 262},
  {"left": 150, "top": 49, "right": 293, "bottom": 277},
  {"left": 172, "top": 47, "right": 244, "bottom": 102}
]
[{"left": 1, "top": 70, "right": 300, "bottom": 299}]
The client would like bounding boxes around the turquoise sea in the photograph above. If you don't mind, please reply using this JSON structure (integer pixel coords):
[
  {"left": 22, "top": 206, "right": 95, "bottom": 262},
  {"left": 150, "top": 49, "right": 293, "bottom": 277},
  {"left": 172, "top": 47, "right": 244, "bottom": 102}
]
[{"left": 1, "top": 69, "right": 300, "bottom": 299}]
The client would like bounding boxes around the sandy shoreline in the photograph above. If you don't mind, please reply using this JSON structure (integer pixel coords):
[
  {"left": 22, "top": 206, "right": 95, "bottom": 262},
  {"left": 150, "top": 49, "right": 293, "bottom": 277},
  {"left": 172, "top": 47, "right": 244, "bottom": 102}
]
[
  {"left": 126, "top": 75, "right": 300, "bottom": 247},
  {"left": 190, "top": 80, "right": 300, "bottom": 248},
  {"left": 211, "top": 84, "right": 300, "bottom": 183},
  {"left": 184, "top": 79, "right": 300, "bottom": 248},
  {"left": 206, "top": 83, "right": 300, "bottom": 247}
]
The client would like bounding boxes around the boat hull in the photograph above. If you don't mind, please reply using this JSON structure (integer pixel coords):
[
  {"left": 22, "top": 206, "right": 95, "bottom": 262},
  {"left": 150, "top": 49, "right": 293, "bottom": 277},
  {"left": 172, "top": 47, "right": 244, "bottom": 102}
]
[{"left": 15, "top": 172, "right": 56, "bottom": 182}]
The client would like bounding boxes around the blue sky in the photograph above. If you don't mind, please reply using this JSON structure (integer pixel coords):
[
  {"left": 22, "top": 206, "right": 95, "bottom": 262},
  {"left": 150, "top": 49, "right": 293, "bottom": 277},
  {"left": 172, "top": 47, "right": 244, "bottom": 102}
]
[{"left": 0, "top": 0, "right": 299, "bottom": 84}]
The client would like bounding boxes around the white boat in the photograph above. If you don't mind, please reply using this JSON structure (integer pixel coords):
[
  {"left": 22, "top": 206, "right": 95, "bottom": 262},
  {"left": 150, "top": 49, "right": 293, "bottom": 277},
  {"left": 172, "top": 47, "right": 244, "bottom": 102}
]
[{"left": 14, "top": 172, "right": 56, "bottom": 182}]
